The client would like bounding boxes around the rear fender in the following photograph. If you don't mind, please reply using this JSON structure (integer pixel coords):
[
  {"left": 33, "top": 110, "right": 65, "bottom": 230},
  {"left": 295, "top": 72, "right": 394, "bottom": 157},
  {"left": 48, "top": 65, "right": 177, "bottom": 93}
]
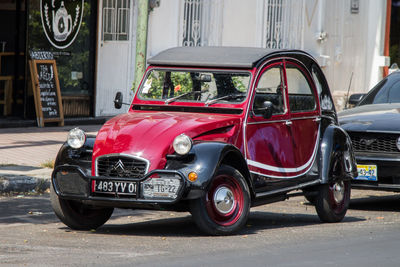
[{"left": 319, "top": 124, "right": 357, "bottom": 184}]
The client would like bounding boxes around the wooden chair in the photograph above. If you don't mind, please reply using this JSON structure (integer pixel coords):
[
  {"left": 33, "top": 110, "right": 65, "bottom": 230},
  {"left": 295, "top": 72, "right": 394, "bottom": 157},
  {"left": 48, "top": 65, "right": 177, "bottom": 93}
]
[{"left": 0, "top": 76, "right": 13, "bottom": 116}]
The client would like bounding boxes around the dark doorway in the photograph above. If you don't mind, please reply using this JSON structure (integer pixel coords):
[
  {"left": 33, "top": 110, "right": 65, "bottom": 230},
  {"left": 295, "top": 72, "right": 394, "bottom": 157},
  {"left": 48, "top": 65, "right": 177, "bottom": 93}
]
[{"left": 0, "top": 1, "right": 27, "bottom": 119}]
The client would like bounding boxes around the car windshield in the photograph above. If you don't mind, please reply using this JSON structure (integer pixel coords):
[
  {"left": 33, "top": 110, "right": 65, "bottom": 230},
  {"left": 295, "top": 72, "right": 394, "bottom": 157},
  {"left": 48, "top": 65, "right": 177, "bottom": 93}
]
[{"left": 138, "top": 69, "right": 251, "bottom": 105}]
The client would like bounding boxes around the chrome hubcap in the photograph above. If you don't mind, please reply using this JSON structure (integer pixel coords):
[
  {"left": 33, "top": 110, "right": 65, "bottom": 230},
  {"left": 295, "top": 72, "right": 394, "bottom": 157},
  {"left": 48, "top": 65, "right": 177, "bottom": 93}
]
[
  {"left": 332, "top": 181, "right": 345, "bottom": 204},
  {"left": 213, "top": 186, "right": 235, "bottom": 214}
]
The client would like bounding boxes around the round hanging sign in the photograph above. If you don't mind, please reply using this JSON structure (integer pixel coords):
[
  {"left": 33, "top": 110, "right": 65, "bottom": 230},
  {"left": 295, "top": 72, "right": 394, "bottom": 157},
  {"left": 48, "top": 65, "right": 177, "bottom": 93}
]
[{"left": 40, "top": 0, "right": 84, "bottom": 49}]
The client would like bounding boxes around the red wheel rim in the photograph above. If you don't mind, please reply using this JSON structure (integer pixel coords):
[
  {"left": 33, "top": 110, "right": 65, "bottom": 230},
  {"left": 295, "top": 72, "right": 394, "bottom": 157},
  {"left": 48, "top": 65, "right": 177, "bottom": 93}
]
[
  {"left": 329, "top": 181, "right": 348, "bottom": 214},
  {"left": 205, "top": 174, "right": 244, "bottom": 226}
]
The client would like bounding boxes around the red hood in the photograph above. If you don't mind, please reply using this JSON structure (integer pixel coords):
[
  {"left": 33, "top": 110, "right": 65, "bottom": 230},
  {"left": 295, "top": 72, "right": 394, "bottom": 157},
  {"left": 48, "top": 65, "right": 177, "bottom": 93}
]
[{"left": 92, "top": 111, "right": 241, "bottom": 173}]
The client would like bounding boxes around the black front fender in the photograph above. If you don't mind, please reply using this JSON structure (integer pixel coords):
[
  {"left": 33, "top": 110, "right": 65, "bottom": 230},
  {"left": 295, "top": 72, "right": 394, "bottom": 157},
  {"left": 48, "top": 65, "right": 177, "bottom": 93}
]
[
  {"left": 165, "top": 142, "right": 253, "bottom": 199},
  {"left": 54, "top": 135, "right": 96, "bottom": 175},
  {"left": 319, "top": 124, "right": 357, "bottom": 184}
]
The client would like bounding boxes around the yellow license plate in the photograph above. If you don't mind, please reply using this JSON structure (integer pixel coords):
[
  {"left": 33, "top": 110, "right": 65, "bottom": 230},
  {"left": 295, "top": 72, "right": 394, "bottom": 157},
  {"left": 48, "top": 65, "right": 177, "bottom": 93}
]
[{"left": 355, "top": 164, "right": 377, "bottom": 181}]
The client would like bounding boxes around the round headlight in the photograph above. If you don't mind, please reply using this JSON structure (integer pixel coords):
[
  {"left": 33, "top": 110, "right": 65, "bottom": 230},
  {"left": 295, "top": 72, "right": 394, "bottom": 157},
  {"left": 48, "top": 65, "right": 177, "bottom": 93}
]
[
  {"left": 173, "top": 134, "right": 193, "bottom": 155},
  {"left": 67, "top": 128, "right": 86, "bottom": 149}
]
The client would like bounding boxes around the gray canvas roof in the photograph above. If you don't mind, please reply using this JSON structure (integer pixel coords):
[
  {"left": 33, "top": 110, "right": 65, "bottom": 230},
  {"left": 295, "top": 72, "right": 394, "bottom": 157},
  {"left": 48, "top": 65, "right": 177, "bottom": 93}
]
[{"left": 147, "top": 46, "right": 282, "bottom": 68}]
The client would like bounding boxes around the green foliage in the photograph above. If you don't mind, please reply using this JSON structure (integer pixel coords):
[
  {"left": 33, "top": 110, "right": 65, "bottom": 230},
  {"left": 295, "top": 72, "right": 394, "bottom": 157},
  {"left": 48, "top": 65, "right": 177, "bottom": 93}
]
[
  {"left": 140, "top": 70, "right": 249, "bottom": 103},
  {"left": 390, "top": 44, "right": 399, "bottom": 67},
  {"left": 144, "top": 71, "right": 194, "bottom": 99},
  {"left": 232, "top": 76, "right": 248, "bottom": 92}
]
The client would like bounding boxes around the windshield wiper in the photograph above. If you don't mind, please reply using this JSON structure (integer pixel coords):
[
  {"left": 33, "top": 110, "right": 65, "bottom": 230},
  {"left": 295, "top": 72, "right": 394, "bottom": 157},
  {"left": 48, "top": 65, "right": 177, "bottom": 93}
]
[
  {"left": 164, "top": 89, "right": 209, "bottom": 104},
  {"left": 205, "top": 93, "right": 246, "bottom": 106}
]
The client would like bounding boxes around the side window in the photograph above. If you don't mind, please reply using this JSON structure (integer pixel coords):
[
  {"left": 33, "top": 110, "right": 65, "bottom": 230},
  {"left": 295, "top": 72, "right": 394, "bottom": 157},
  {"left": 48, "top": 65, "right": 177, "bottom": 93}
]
[
  {"left": 387, "top": 80, "right": 400, "bottom": 103},
  {"left": 253, "top": 65, "right": 285, "bottom": 116},
  {"left": 286, "top": 64, "right": 316, "bottom": 113}
]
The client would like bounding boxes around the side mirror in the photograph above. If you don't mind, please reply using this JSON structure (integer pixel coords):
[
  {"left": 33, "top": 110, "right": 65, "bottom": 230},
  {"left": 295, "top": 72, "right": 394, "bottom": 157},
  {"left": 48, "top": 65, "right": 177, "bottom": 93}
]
[
  {"left": 114, "top": 92, "right": 123, "bottom": 109},
  {"left": 193, "top": 73, "right": 212, "bottom": 82},
  {"left": 389, "top": 63, "right": 399, "bottom": 75},
  {"left": 262, "top": 101, "right": 273, "bottom": 119},
  {"left": 348, "top": 93, "right": 365, "bottom": 106}
]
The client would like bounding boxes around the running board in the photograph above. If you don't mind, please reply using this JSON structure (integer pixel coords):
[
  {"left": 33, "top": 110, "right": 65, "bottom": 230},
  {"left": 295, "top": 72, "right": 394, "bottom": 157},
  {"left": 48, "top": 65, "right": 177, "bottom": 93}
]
[{"left": 254, "top": 180, "right": 321, "bottom": 199}]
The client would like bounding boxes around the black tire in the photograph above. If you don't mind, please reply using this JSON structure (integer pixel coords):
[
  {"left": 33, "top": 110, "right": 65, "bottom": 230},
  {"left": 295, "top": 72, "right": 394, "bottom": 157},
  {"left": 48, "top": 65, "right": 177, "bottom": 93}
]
[
  {"left": 190, "top": 165, "right": 251, "bottom": 235},
  {"left": 315, "top": 180, "right": 350, "bottom": 223},
  {"left": 50, "top": 184, "right": 114, "bottom": 230}
]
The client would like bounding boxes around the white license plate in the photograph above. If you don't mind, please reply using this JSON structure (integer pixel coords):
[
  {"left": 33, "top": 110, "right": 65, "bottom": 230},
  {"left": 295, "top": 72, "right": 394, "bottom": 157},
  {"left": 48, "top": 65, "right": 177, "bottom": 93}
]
[
  {"left": 142, "top": 178, "right": 180, "bottom": 198},
  {"left": 355, "top": 164, "right": 377, "bottom": 181},
  {"left": 92, "top": 180, "right": 137, "bottom": 195}
]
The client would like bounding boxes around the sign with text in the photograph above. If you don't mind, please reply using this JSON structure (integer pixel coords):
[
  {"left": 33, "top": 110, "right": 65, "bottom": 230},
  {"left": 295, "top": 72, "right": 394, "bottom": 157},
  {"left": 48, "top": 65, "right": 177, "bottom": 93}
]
[{"left": 29, "top": 59, "right": 64, "bottom": 127}]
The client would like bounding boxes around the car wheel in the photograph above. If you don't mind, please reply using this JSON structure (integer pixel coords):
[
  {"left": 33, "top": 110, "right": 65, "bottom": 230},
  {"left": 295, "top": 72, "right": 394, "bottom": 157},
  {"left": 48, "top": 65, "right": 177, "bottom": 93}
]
[
  {"left": 315, "top": 180, "right": 350, "bottom": 223},
  {"left": 50, "top": 183, "right": 114, "bottom": 230},
  {"left": 190, "top": 165, "right": 250, "bottom": 235}
]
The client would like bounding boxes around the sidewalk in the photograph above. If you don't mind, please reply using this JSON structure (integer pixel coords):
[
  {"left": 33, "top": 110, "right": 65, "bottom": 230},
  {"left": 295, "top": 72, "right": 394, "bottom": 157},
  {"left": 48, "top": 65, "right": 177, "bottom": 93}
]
[{"left": 0, "top": 125, "right": 101, "bottom": 193}]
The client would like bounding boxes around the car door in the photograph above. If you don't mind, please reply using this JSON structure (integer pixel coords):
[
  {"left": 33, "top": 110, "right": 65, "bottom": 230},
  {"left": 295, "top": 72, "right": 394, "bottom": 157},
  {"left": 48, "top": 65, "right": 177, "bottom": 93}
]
[
  {"left": 284, "top": 61, "right": 320, "bottom": 179},
  {"left": 245, "top": 62, "right": 297, "bottom": 192}
]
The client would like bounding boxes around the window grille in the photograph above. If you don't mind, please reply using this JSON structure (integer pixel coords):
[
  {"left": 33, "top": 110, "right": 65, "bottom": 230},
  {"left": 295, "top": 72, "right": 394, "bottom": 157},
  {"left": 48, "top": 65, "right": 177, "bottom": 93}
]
[
  {"left": 263, "top": 0, "right": 303, "bottom": 49},
  {"left": 182, "top": 0, "right": 203, "bottom": 46},
  {"left": 102, "top": 0, "right": 130, "bottom": 41}
]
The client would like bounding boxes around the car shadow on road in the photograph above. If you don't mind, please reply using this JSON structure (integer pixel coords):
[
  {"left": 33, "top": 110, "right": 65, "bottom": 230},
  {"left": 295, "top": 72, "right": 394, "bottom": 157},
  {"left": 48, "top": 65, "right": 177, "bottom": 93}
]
[
  {"left": 350, "top": 194, "right": 400, "bottom": 212},
  {"left": 93, "top": 210, "right": 363, "bottom": 237}
]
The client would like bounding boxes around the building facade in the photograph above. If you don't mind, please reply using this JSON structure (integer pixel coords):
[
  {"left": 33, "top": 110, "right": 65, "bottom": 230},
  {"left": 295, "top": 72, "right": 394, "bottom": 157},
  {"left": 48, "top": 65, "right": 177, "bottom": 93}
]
[{"left": 0, "top": 0, "right": 392, "bottom": 122}]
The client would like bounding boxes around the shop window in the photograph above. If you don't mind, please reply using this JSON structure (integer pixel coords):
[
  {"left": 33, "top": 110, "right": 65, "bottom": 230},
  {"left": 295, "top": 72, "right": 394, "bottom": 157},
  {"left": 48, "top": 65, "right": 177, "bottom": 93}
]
[{"left": 102, "top": 0, "right": 130, "bottom": 41}]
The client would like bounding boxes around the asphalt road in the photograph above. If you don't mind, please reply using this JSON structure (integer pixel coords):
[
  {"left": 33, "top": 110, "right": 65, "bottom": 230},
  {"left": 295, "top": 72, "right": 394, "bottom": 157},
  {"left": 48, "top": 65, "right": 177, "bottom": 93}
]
[{"left": 1, "top": 190, "right": 400, "bottom": 266}]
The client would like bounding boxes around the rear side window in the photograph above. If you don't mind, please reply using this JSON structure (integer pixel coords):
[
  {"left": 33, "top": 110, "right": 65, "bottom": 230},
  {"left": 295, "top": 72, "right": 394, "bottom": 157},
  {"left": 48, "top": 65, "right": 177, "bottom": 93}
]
[{"left": 285, "top": 63, "right": 316, "bottom": 113}]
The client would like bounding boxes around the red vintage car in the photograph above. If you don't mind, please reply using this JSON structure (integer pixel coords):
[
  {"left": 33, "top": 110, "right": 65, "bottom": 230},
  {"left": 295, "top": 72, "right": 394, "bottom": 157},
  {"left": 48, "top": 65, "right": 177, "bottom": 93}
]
[{"left": 51, "top": 47, "right": 357, "bottom": 235}]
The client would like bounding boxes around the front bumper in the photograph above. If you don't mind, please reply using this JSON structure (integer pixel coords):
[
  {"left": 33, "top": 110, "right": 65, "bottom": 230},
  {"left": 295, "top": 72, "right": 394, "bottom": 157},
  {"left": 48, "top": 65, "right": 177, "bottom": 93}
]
[
  {"left": 52, "top": 165, "right": 188, "bottom": 205},
  {"left": 352, "top": 152, "right": 400, "bottom": 191}
]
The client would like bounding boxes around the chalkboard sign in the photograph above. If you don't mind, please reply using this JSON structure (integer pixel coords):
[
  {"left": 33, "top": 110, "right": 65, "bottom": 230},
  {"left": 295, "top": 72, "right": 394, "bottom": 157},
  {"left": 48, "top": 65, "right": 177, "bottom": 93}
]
[{"left": 29, "top": 59, "right": 64, "bottom": 127}]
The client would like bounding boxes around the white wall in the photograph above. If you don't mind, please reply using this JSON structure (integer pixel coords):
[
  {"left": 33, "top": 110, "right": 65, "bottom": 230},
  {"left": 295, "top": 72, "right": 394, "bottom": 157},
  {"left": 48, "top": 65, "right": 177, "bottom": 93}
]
[
  {"left": 147, "top": 0, "right": 181, "bottom": 58},
  {"left": 220, "top": 0, "right": 258, "bottom": 47},
  {"left": 94, "top": 0, "right": 389, "bottom": 115},
  {"left": 300, "top": 0, "right": 387, "bottom": 110}
]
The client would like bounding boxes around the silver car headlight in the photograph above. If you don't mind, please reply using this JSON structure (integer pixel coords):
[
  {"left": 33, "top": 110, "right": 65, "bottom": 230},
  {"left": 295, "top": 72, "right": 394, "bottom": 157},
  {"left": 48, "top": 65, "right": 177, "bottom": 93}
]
[
  {"left": 67, "top": 128, "right": 86, "bottom": 149},
  {"left": 173, "top": 134, "right": 192, "bottom": 155}
]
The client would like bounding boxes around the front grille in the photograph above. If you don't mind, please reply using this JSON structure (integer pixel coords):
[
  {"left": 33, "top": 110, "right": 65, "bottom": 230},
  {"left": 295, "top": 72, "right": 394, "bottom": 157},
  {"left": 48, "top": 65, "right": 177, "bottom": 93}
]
[
  {"left": 97, "top": 155, "right": 148, "bottom": 178},
  {"left": 349, "top": 132, "right": 400, "bottom": 153}
]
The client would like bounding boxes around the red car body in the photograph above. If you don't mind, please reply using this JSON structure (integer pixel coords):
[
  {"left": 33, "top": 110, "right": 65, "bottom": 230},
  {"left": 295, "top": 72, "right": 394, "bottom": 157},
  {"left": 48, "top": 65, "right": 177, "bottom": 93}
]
[{"left": 51, "top": 47, "right": 357, "bottom": 235}]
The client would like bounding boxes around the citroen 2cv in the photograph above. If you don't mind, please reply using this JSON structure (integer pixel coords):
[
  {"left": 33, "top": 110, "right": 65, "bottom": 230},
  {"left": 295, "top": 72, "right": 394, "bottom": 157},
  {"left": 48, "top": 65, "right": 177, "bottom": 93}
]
[{"left": 51, "top": 47, "right": 357, "bottom": 235}]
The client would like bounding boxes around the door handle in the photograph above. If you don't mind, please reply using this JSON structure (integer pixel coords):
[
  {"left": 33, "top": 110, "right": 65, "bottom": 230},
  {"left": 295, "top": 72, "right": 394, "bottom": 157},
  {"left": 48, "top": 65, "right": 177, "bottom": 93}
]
[
  {"left": 314, "top": 117, "right": 321, "bottom": 122},
  {"left": 285, "top": 120, "right": 292, "bottom": 126}
]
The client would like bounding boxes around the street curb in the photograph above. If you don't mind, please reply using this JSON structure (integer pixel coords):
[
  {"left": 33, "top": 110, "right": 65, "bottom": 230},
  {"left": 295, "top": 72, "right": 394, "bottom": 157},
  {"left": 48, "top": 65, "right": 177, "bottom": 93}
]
[{"left": 0, "top": 176, "right": 50, "bottom": 193}]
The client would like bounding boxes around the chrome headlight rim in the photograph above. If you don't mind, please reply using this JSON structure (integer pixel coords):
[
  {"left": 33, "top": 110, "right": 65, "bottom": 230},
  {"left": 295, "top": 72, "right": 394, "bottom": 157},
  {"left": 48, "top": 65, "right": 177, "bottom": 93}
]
[
  {"left": 173, "top": 134, "right": 193, "bottom": 155},
  {"left": 67, "top": 127, "right": 86, "bottom": 149}
]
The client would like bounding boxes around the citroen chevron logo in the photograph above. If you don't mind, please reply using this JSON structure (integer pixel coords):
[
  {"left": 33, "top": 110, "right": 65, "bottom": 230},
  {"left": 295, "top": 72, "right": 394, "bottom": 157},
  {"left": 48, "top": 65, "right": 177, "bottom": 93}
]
[
  {"left": 114, "top": 160, "right": 125, "bottom": 170},
  {"left": 112, "top": 160, "right": 126, "bottom": 177}
]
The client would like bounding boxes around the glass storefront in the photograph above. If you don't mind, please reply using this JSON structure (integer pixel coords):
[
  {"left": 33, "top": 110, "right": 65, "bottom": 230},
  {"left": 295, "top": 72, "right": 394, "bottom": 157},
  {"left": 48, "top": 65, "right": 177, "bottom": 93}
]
[
  {"left": 0, "top": 0, "right": 97, "bottom": 120},
  {"left": 28, "top": 0, "right": 97, "bottom": 117}
]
